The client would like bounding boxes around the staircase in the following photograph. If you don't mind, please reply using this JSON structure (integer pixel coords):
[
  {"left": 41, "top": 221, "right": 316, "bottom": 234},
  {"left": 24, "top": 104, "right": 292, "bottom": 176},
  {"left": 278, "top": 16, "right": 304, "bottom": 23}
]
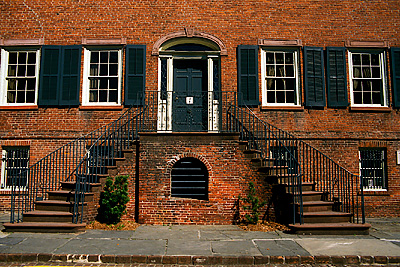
[
  {"left": 237, "top": 113, "right": 371, "bottom": 235},
  {"left": 3, "top": 91, "right": 369, "bottom": 234},
  {"left": 4, "top": 107, "right": 143, "bottom": 233}
]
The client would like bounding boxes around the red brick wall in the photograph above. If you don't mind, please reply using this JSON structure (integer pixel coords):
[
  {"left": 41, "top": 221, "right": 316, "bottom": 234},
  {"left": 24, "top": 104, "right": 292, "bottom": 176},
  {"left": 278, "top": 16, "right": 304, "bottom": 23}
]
[
  {"left": 0, "top": 0, "right": 399, "bottom": 218},
  {"left": 116, "top": 133, "right": 272, "bottom": 224}
]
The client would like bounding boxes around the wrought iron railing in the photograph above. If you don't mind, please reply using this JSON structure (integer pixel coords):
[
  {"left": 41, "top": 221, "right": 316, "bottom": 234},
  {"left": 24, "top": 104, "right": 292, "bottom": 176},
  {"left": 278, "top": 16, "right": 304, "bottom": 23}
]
[
  {"left": 226, "top": 104, "right": 365, "bottom": 225},
  {"left": 10, "top": 107, "right": 145, "bottom": 223}
]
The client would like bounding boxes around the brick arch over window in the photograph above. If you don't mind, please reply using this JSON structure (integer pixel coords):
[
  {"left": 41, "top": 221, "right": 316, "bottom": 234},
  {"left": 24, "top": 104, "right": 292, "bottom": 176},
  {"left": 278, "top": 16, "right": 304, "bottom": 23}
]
[
  {"left": 152, "top": 28, "right": 227, "bottom": 56},
  {"left": 167, "top": 152, "right": 212, "bottom": 177}
]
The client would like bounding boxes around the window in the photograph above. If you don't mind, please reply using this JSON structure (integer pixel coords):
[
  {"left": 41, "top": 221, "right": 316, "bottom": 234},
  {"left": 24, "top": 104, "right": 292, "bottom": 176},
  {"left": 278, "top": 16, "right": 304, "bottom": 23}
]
[
  {"left": 349, "top": 51, "right": 387, "bottom": 106},
  {"left": 261, "top": 49, "right": 300, "bottom": 106},
  {"left": 359, "top": 148, "right": 387, "bottom": 191},
  {"left": 83, "top": 48, "right": 122, "bottom": 105},
  {"left": 171, "top": 157, "right": 208, "bottom": 200},
  {"left": 1, "top": 147, "right": 29, "bottom": 189},
  {"left": 0, "top": 49, "right": 40, "bottom": 105}
]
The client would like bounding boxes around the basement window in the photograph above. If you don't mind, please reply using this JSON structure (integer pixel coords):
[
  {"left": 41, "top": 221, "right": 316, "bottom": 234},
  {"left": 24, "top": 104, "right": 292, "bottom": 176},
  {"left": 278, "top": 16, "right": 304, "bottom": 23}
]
[
  {"left": 171, "top": 157, "right": 208, "bottom": 200},
  {"left": 359, "top": 148, "right": 387, "bottom": 191},
  {"left": 1, "top": 147, "right": 29, "bottom": 190}
]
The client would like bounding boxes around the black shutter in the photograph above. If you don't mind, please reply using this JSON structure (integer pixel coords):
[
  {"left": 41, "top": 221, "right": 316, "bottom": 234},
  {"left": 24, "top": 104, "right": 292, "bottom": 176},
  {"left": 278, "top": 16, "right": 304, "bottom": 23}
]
[
  {"left": 59, "top": 45, "right": 81, "bottom": 106},
  {"left": 326, "top": 47, "right": 348, "bottom": 108},
  {"left": 237, "top": 45, "right": 259, "bottom": 106},
  {"left": 125, "top": 45, "right": 146, "bottom": 106},
  {"left": 391, "top": 48, "right": 400, "bottom": 108},
  {"left": 304, "top": 47, "right": 325, "bottom": 107},
  {"left": 39, "top": 46, "right": 61, "bottom": 106},
  {"left": 39, "top": 45, "right": 81, "bottom": 106}
]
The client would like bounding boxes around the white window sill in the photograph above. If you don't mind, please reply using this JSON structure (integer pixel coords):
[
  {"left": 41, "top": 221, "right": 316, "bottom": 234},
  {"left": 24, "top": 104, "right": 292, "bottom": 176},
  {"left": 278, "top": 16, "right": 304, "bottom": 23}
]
[
  {"left": 79, "top": 105, "right": 123, "bottom": 110},
  {"left": 350, "top": 106, "right": 391, "bottom": 112},
  {"left": 261, "top": 105, "right": 304, "bottom": 111}
]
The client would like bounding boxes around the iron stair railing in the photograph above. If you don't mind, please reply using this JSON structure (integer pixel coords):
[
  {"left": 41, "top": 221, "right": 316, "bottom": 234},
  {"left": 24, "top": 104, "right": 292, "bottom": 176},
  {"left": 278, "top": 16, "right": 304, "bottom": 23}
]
[
  {"left": 226, "top": 103, "right": 366, "bottom": 225},
  {"left": 10, "top": 106, "right": 145, "bottom": 224}
]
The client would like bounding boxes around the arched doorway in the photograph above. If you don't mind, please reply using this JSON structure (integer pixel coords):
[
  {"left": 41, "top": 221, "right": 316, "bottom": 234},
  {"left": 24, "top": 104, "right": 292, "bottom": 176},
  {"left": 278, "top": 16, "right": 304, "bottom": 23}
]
[{"left": 154, "top": 31, "right": 225, "bottom": 132}]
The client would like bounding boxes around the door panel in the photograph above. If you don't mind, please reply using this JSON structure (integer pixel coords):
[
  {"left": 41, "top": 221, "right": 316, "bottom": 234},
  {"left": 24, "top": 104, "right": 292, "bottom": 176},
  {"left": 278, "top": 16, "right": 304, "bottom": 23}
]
[{"left": 173, "top": 60, "right": 207, "bottom": 132}]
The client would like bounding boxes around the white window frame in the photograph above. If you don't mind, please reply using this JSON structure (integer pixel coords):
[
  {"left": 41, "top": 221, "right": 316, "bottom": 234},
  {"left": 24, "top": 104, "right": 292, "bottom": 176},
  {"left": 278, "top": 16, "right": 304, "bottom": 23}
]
[
  {"left": 349, "top": 50, "right": 387, "bottom": 107},
  {"left": 1, "top": 147, "right": 29, "bottom": 191},
  {"left": 261, "top": 48, "right": 300, "bottom": 107},
  {"left": 0, "top": 48, "right": 40, "bottom": 106},
  {"left": 359, "top": 148, "right": 387, "bottom": 191},
  {"left": 82, "top": 47, "right": 123, "bottom": 106}
]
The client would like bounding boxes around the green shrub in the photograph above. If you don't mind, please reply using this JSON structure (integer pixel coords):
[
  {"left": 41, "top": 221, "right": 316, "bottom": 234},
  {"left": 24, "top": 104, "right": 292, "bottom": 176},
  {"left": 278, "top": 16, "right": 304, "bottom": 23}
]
[
  {"left": 239, "top": 182, "right": 267, "bottom": 224},
  {"left": 96, "top": 175, "right": 130, "bottom": 225}
]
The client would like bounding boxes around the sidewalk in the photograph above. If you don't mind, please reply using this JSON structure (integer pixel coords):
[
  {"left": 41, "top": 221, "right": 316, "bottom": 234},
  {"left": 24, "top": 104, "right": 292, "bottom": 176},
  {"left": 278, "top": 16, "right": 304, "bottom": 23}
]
[{"left": 0, "top": 213, "right": 399, "bottom": 265}]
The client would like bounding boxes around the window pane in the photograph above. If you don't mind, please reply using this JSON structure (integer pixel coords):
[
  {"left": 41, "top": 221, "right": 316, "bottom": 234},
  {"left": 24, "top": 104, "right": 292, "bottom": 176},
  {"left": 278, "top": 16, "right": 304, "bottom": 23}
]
[
  {"left": 276, "top": 90, "right": 285, "bottom": 103},
  {"left": 266, "top": 53, "right": 274, "bottom": 64},
  {"left": 27, "top": 65, "right": 35, "bottom": 76},
  {"left": 99, "top": 64, "right": 108, "bottom": 76},
  {"left": 276, "top": 65, "right": 284, "bottom": 77},
  {"left": 354, "top": 92, "right": 362, "bottom": 104},
  {"left": 285, "top": 53, "right": 294, "bottom": 64},
  {"left": 18, "top": 52, "right": 27, "bottom": 64},
  {"left": 8, "top": 65, "right": 17, "bottom": 76},
  {"left": 90, "top": 51, "right": 99, "bottom": 63},
  {"left": 109, "top": 64, "right": 118, "bottom": 76},
  {"left": 353, "top": 67, "right": 361, "bottom": 78},
  {"left": 372, "top": 92, "right": 381, "bottom": 104},
  {"left": 89, "top": 90, "right": 98, "bottom": 102},
  {"left": 9, "top": 52, "right": 17, "bottom": 64},
  {"left": 361, "top": 54, "right": 370, "bottom": 65},
  {"left": 362, "top": 67, "right": 371, "bottom": 78},
  {"left": 371, "top": 67, "right": 380, "bottom": 78},
  {"left": 109, "top": 77, "right": 118, "bottom": 89},
  {"left": 17, "top": 65, "right": 26, "bottom": 77},
  {"left": 286, "top": 90, "right": 294, "bottom": 103},
  {"left": 267, "top": 79, "right": 275, "bottom": 90},
  {"left": 26, "top": 78, "right": 36, "bottom": 90},
  {"left": 109, "top": 52, "right": 118, "bottom": 63},
  {"left": 267, "top": 65, "right": 275, "bottom": 76},
  {"left": 99, "top": 78, "right": 108, "bottom": 89},
  {"left": 352, "top": 54, "right": 361, "bottom": 65},
  {"left": 109, "top": 90, "right": 118, "bottom": 102},
  {"left": 8, "top": 79, "right": 16, "bottom": 91},
  {"left": 90, "top": 64, "right": 99, "bottom": 76},
  {"left": 27, "top": 52, "right": 36, "bottom": 64},
  {"left": 17, "top": 79, "right": 26, "bottom": 91},
  {"left": 286, "top": 65, "right": 294, "bottom": 77},
  {"left": 276, "top": 79, "right": 284, "bottom": 90},
  {"left": 276, "top": 53, "right": 284, "bottom": 64},
  {"left": 267, "top": 90, "right": 275, "bottom": 103},
  {"left": 7, "top": 91, "right": 15, "bottom": 103},
  {"left": 90, "top": 79, "right": 98, "bottom": 89},
  {"left": 99, "top": 90, "right": 107, "bottom": 102},
  {"left": 286, "top": 79, "right": 295, "bottom": 91},
  {"left": 26, "top": 90, "right": 35, "bottom": 103},
  {"left": 100, "top": 51, "right": 108, "bottom": 63},
  {"left": 371, "top": 54, "right": 380, "bottom": 65},
  {"left": 16, "top": 90, "right": 25, "bottom": 103}
]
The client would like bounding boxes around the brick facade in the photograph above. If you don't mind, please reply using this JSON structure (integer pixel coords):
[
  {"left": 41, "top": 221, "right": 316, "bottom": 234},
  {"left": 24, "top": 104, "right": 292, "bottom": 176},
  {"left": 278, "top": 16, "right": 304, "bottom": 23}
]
[{"left": 0, "top": 0, "right": 399, "bottom": 221}]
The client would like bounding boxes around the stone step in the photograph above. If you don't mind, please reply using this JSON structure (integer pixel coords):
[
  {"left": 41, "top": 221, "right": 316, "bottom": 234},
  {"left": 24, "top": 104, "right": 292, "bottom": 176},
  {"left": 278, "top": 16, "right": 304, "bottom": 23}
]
[
  {"left": 282, "top": 182, "right": 315, "bottom": 193},
  {"left": 297, "top": 191, "right": 327, "bottom": 202},
  {"left": 288, "top": 222, "right": 371, "bottom": 235},
  {"left": 22, "top": 211, "right": 73, "bottom": 223},
  {"left": 298, "top": 201, "right": 334, "bottom": 212},
  {"left": 60, "top": 181, "right": 102, "bottom": 192},
  {"left": 258, "top": 165, "right": 288, "bottom": 176},
  {"left": 301, "top": 211, "right": 352, "bottom": 223},
  {"left": 2, "top": 222, "right": 86, "bottom": 233},
  {"left": 35, "top": 200, "right": 87, "bottom": 213},
  {"left": 48, "top": 190, "right": 94, "bottom": 202}
]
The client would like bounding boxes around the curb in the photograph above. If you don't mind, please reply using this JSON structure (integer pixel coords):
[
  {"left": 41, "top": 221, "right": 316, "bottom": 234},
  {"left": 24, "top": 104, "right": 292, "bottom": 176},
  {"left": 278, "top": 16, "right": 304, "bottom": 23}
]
[{"left": 0, "top": 254, "right": 400, "bottom": 265}]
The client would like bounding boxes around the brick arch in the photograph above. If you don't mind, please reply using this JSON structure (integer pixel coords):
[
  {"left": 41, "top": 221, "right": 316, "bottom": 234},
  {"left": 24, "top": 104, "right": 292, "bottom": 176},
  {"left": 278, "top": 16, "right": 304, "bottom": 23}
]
[
  {"left": 152, "top": 27, "right": 227, "bottom": 56},
  {"left": 166, "top": 152, "right": 213, "bottom": 178}
]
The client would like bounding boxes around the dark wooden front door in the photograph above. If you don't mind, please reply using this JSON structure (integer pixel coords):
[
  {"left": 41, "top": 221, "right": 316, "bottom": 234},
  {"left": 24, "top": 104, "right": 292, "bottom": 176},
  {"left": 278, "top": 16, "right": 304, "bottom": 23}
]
[{"left": 173, "top": 59, "right": 207, "bottom": 132}]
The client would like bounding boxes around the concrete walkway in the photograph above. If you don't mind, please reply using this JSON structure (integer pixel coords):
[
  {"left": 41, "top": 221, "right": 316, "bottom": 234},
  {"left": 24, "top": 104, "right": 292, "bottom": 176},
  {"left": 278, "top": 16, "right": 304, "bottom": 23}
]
[{"left": 0, "top": 214, "right": 399, "bottom": 265}]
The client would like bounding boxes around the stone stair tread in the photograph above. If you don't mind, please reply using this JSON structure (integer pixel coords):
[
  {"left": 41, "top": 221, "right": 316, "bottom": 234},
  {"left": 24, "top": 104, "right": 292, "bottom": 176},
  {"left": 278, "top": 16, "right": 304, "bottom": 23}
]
[
  {"left": 23, "top": 210, "right": 72, "bottom": 216},
  {"left": 61, "top": 181, "right": 102, "bottom": 186},
  {"left": 302, "top": 211, "right": 352, "bottom": 216},
  {"left": 48, "top": 190, "right": 94, "bottom": 195},
  {"left": 298, "top": 190, "right": 325, "bottom": 195},
  {"left": 289, "top": 222, "right": 371, "bottom": 229},
  {"left": 3, "top": 222, "right": 86, "bottom": 232},
  {"left": 35, "top": 200, "right": 87, "bottom": 205},
  {"left": 301, "top": 201, "right": 334, "bottom": 206}
]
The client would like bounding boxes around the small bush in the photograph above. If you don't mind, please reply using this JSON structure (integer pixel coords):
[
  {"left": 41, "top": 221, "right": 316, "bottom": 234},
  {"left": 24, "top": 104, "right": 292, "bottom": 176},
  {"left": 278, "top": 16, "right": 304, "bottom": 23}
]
[
  {"left": 239, "top": 182, "right": 267, "bottom": 224},
  {"left": 96, "top": 175, "right": 130, "bottom": 225}
]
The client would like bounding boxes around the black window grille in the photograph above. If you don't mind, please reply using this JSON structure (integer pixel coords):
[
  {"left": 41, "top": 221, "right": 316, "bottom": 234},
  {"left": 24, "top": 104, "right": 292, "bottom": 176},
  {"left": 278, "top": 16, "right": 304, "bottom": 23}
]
[
  {"left": 1, "top": 147, "right": 29, "bottom": 189},
  {"left": 171, "top": 157, "right": 208, "bottom": 200},
  {"left": 359, "top": 148, "right": 387, "bottom": 190},
  {"left": 270, "top": 146, "right": 298, "bottom": 175}
]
